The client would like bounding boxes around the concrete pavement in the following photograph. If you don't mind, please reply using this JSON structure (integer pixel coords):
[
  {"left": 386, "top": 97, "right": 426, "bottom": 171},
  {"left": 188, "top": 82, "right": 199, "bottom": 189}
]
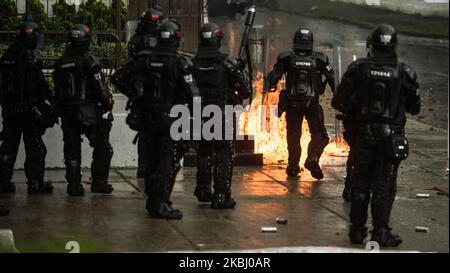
[{"left": 0, "top": 115, "right": 447, "bottom": 253}]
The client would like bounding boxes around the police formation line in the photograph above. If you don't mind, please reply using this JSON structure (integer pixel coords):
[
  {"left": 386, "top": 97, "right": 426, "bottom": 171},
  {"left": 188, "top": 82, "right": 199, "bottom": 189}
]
[{"left": 0, "top": 6, "right": 420, "bottom": 247}]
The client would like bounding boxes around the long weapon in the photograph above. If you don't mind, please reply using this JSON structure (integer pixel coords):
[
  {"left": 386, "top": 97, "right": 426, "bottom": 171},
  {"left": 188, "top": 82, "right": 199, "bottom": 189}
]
[
  {"left": 237, "top": 5, "right": 256, "bottom": 107},
  {"left": 261, "top": 36, "right": 271, "bottom": 131}
]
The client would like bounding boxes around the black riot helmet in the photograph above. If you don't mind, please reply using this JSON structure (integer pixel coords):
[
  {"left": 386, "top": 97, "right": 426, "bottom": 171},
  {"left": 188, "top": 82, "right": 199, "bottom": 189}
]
[
  {"left": 367, "top": 24, "right": 398, "bottom": 63},
  {"left": 69, "top": 24, "right": 94, "bottom": 49},
  {"left": 16, "top": 20, "right": 43, "bottom": 49},
  {"left": 293, "top": 28, "right": 313, "bottom": 53},
  {"left": 137, "top": 5, "right": 166, "bottom": 34},
  {"left": 156, "top": 20, "right": 182, "bottom": 49},
  {"left": 199, "top": 23, "right": 223, "bottom": 49}
]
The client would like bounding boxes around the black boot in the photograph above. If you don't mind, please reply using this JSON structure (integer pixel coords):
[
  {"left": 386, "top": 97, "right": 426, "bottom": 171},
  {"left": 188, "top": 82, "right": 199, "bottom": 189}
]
[
  {"left": 305, "top": 158, "right": 324, "bottom": 180},
  {"left": 211, "top": 191, "right": 236, "bottom": 209},
  {"left": 27, "top": 180, "right": 54, "bottom": 194},
  {"left": 67, "top": 182, "right": 85, "bottom": 196},
  {"left": 371, "top": 227, "right": 403, "bottom": 247},
  {"left": 136, "top": 167, "right": 145, "bottom": 179},
  {"left": 349, "top": 225, "right": 368, "bottom": 244},
  {"left": 286, "top": 164, "right": 300, "bottom": 177},
  {"left": 91, "top": 180, "right": 114, "bottom": 194},
  {"left": 65, "top": 160, "right": 84, "bottom": 196},
  {"left": 0, "top": 181, "right": 16, "bottom": 193},
  {"left": 0, "top": 205, "right": 10, "bottom": 216},
  {"left": 194, "top": 185, "right": 212, "bottom": 202},
  {"left": 146, "top": 199, "right": 183, "bottom": 220}
]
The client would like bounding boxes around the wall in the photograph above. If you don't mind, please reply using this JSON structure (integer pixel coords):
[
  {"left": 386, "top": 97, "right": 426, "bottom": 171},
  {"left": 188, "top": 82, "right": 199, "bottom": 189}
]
[{"left": 1, "top": 94, "right": 141, "bottom": 169}]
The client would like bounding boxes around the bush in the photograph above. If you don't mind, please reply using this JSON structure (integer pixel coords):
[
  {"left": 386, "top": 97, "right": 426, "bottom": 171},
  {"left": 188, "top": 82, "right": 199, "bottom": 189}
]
[{"left": 0, "top": 0, "right": 19, "bottom": 30}]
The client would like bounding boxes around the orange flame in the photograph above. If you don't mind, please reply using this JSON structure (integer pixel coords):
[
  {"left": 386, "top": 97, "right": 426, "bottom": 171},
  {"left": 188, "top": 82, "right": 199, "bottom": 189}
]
[{"left": 239, "top": 73, "right": 349, "bottom": 165}]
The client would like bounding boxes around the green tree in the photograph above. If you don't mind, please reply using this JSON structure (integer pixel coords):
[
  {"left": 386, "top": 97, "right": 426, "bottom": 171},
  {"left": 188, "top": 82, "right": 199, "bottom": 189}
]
[
  {"left": 49, "top": 0, "right": 78, "bottom": 31},
  {"left": 77, "top": 0, "right": 110, "bottom": 31},
  {"left": 0, "top": 0, "right": 19, "bottom": 30},
  {"left": 29, "top": 0, "right": 47, "bottom": 29},
  {"left": 110, "top": 0, "right": 127, "bottom": 30}
]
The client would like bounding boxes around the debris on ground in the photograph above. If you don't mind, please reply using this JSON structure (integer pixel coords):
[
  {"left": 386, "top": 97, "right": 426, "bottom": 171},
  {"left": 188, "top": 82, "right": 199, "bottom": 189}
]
[
  {"left": 416, "top": 193, "right": 431, "bottom": 199},
  {"left": 276, "top": 218, "right": 288, "bottom": 224},
  {"left": 261, "top": 227, "right": 277, "bottom": 233},
  {"left": 415, "top": 226, "right": 430, "bottom": 233}
]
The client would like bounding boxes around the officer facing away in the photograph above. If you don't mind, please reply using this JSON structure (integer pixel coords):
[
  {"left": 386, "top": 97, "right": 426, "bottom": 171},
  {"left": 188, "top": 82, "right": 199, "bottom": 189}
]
[
  {"left": 127, "top": 5, "right": 166, "bottom": 179},
  {"left": 0, "top": 20, "right": 56, "bottom": 194},
  {"left": 332, "top": 25, "right": 420, "bottom": 246},
  {"left": 192, "top": 23, "right": 251, "bottom": 209},
  {"left": 53, "top": 24, "right": 114, "bottom": 196},
  {"left": 112, "top": 21, "right": 199, "bottom": 219},
  {"left": 268, "top": 28, "right": 335, "bottom": 179}
]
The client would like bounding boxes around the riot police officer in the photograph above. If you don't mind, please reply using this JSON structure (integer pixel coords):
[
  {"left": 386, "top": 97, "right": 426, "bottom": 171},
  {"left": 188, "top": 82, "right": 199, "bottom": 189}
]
[
  {"left": 53, "top": 24, "right": 114, "bottom": 196},
  {"left": 112, "top": 21, "right": 199, "bottom": 219},
  {"left": 128, "top": 5, "right": 166, "bottom": 60},
  {"left": 332, "top": 25, "right": 420, "bottom": 246},
  {"left": 268, "top": 28, "right": 335, "bottom": 179},
  {"left": 192, "top": 23, "right": 251, "bottom": 209},
  {"left": 0, "top": 20, "right": 55, "bottom": 194},
  {"left": 127, "top": 5, "right": 166, "bottom": 179}
]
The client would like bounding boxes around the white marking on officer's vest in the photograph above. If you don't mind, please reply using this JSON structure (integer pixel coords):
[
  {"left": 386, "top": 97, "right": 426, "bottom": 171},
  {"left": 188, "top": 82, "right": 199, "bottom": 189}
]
[
  {"left": 296, "top": 61, "right": 312, "bottom": 67},
  {"left": 300, "top": 29, "right": 310, "bottom": 34},
  {"left": 184, "top": 74, "right": 193, "bottom": 83},
  {"left": 202, "top": 32, "right": 212, "bottom": 38},
  {"left": 160, "top": 31, "right": 170, "bottom": 39},
  {"left": 61, "top": 62, "right": 76, "bottom": 69},
  {"left": 199, "top": 66, "right": 215, "bottom": 71},
  {"left": 150, "top": 62, "right": 164, "bottom": 67},
  {"left": 370, "top": 70, "right": 392, "bottom": 77},
  {"left": 3, "top": 60, "right": 14, "bottom": 65},
  {"left": 380, "top": 35, "right": 392, "bottom": 44}
]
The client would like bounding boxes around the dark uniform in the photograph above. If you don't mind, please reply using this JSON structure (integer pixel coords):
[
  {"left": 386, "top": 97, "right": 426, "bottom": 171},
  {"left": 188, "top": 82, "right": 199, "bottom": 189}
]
[
  {"left": 0, "top": 20, "right": 55, "bottom": 194},
  {"left": 0, "top": 205, "right": 10, "bottom": 216},
  {"left": 127, "top": 6, "right": 166, "bottom": 178},
  {"left": 112, "top": 21, "right": 199, "bottom": 219},
  {"left": 193, "top": 23, "right": 251, "bottom": 209},
  {"left": 332, "top": 25, "right": 420, "bottom": 246},
  {"left": 53, "top": 24, "right": 114, "bottom": 196},
  {"left": 268, "top": 28, "right": 335, "bottom": 179}
]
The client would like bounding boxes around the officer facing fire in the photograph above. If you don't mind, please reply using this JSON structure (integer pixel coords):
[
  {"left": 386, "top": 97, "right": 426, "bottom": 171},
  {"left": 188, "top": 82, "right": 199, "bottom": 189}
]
[
  {"left": 53, "top": 24, "right": 115, "bottom": 196},
  {"left": 268, "top": 28, "right": 335, "bottom": 179},
  {"left": 0, "top": 19, "right": 56, "bottom": 195},
  {"left": 332, "top": 25, "right": 420, "bottom": 246}
]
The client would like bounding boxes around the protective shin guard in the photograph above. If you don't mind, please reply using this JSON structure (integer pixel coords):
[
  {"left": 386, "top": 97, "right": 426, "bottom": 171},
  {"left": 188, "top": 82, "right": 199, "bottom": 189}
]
[
  {"left": 349, "top": 192, "right": 370, "bottom": 244},
  {"left": 65, "top": 160, "right": 84, "bottom": 196},
  {"left": 0, "top": 155, "right": 16, "bottom": 193},
  {"left": 195, "top": 156, "right": 213, "bottom": 202}
]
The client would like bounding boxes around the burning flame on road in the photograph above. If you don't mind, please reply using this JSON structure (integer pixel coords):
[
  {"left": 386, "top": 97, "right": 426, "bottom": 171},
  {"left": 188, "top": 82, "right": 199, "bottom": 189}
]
[{"left": 239, "top": 74, "right": 349, "bottom": 165}]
